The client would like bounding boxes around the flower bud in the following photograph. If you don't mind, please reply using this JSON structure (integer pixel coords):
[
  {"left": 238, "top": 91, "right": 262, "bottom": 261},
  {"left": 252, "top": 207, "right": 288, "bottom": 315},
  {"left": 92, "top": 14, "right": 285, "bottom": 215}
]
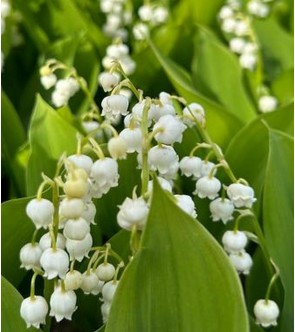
[
  {"left": 102, "top": 280, "right": 119, "bottom": 302},
  {"left": 26, "top": 198, "right": 54, "bottom": 229},
  {"left": 222, "top": 230, "right": 247, "bottom": 254},
  {"left": 239, "top": 52, "right": 257, "bottom": 70},
  {"left": 80, "top": 270, "right": 100, "bottom": 294},
  {"left": 108, "top": 136, "right": 128, "bottom": 160},
  {"left": 59, "top": 198, "right": 85, "bottom": 219},
  {"left": 63, "top": 179, "right": 89, "bottom": 199},
  {"left": 96, "top": 263, "right": 116, "bottom": 282},
  {"left": 49, "top": 287, "right": 77, "bottom": 322},
  {"left": 254, "top": 299, "right": 279, "bottom": 327},
  {"left": 229, "top": 38, "right": 246, "bottom": 54},
  {"left": 133, "top": 23, "right": 149, "bottom": 40},
  {"left": 20, "top": 296, "right": 48, "bottom": 329},
  {"left": 64, "top": 270, "right": 82, "bottom": 291},
  {"left": 67, "top": 154, "right": 93, "bottom": 175},
  {"left": 152, "top": 7, "right": 169, "bottom": 24},
  {"left": 63, "top": 217, "right": 90, "bottom": 241},
  {"left": 40, "top": 74, "right": 57, "bottom": 90},
  {"left": 258, "top": 95, "right": 277, "bottom": 113},
  {"left": 138, "top": 5, "right": 153, "bottom": 21}
]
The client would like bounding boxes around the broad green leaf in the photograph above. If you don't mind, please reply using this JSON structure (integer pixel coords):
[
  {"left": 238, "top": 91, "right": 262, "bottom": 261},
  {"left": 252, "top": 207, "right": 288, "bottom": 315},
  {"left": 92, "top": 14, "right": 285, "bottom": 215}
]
[
  {"left": 192, "top": 28, "right": 256, "bottom": 122},
  {"left": 1, "top": 197, "right": 35, "bottom": 287},
  {"left": 105, "top": 179, "right": 249, "bottom": 332},
  {"left": 1, "top": 91, "right": 26, "bottom": 197},
  {"left": 225, "top": 123, "right": 293, "bottom": 331},
  {"left": 27, "top": 95, "right": 78, "bottom": 195},
  {"left": 271, "top": 69, "right": 294, "bottom": 105},
  {"left": 254, "top": 17, "right": 294, "bottom": 80},
  {"left": 263, "top": 129, "right": 293, "bottom": 331},
  {"left": 150, "top": 41, "right": 243, "bottom": 148},
  {"left": 1, "top": 276, "right": 40, "bottom": 332}
]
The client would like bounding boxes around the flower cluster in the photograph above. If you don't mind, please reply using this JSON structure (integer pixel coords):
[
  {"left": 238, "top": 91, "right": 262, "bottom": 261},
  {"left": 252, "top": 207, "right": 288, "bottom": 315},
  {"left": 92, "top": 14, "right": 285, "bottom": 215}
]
[
  {"left": 39, "top": 59, "right": 80, "bottom": 108},
  {"left": 218, "top": 0, "right": 274, "bottom": 71}
]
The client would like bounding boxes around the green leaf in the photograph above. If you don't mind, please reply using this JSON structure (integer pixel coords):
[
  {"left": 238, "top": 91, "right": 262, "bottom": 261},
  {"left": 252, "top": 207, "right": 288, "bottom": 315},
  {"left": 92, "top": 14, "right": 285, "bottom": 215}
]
[
  {"left": 192, "top": 28, "right": 256, "bottom": 122},
  {"left": 1, "top": 197, "right": 35, "bottom": 287},
  {"left": 225, "top": 122, "right": 293, "bottom": 331},
  {"left": 27, "top": 95, "right": 78, "bottom": 195},
  {"left": 1, "top": 91, "right": 26, "bottom": 197},
  {"left": 149, "top": 41, "right": 243, "bottom": 148},
  {"left": 254, "top": 17, "right": 294, "bottom": 80},
  {"left": 105, "top": 179, "right": 249, "bottom": 332},
  {"left": 263, "top": 129, "right": 293, "bottom": 331},
  {"left": 1, "top": 276, "right": 40, "bottom": 332}
]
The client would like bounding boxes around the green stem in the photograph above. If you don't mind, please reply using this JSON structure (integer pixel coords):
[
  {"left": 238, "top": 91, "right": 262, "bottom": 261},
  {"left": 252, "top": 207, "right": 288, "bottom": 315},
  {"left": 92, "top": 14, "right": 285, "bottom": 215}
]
[
  {"left": 88, "top": 137, "right": 105, "bottom": 159},
  {"left": 140, "top": 98, "right": 151, "bottom": 196},
  {"left": 87, "top": 250, "right": 100, "bottom": 273},
  {"left": 52, "top": 181, "right": 60, "bottom": 242},
  {"left": 130, "top": 225, "right": 141, "bottom": 255},
  {"left": 31, "top": 229, "right": 39, "bottom": 245},
  {"left": 30, "top": 272, "right": 39, "bottom": 300},
  {"left": 113, "top": 261, "right": 125, "bottom": 282},
  {"left": 265, "top": 260, "right": 280, "bottom": 301}
]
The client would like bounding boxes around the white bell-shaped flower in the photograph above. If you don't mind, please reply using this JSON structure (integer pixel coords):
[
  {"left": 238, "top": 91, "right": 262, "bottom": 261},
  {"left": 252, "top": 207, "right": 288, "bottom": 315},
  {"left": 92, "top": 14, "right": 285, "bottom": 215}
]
[
  {"left": 200, "top": 160, "right": 216, "bottom": 177},
  {"left": 194, "top": 176, "right": 221, "bottom": 199},
  {"left": 106, "top": 43, "right": 129, "bottom": 58},
  {"left": 101, "top": 302, "right": 111, "bottom": 323},
  {"left": 96, "top": 263, "right": 116, "bottom": 282},
  {"left": 99, "top": 72, "right": 119, "bottom": 92},
  {"left": 131, "top": 100, "right": 157, "bottom": 125},
  {"left": 221, "top": 18, "right": 237, "bottom": 33},
  {"left": 227, "top": 183, "right": 256, "bottom": 208},
  {"left": 147, "top": 177, "right": 173, "bottom": 194},
  {"left": 102, "top": 280, "right": 119, "bottom": 302},
  {"left": 159, "top": 92, "right": 172, "bottom": 105},
  {"left": 183, "top": 103, "right": 205, "bottom": 127},
  {"left": 152, "top": 6, "right": 169, "bottom": 25},
  {"left": 119, "top": 127, "right": 142, "bottom": 153},
  {"left": 133, "top": 23, "right": 149, "bottom": 40},
  {"left": 254, "top": 299, "right": 280, "bottom": 328},
  {"left": 229, "top": 251, "right": 253, "bottom": 275},
  {"left": 138, "top": 5, "right": 153, "bottom": 21},
  {"left": 52, "top": 89, "right": 69, "bottom": 108},
  {"left": 20, "top": 243, "right": 42, "bottom": 270},
  {"left": 152, "top": 104, "right": 176, "bottom": 121},
  {"left": 222, "top": 230, "right": 248, "bottom": 254},
  {"left": 64, "top": 270, "right": 82, "bottom": 291},
  {"left": 174, "top": 195, "right": 197, "bottom": 218},
  {"left": 20, "top": 296, "right": 48, "bottom": 329},
  {"left": 80, "top": 270, "right": 100, "bottom": 295},
  {"left": 153, "top": 114, "right": 186, "bottom": 145},
  {"left": 26, "top": 198, "right": 54, "bottom": 229},
  {"left": 117, "top": 197, "right": 149, "bottom": 231},
  {"left": 81, "top": 202, "right": 96, "bottom": 224},
  {"left": 101, "top": 95, "right": 129, "bottom": 120},
  {"left": 247, "top": 0, "right": 269, "bottom": 18},
  {"left": 82, "top": 120, "right": 100, "bottom": 134},
  {"left": 67, "top": 154, "right": 93, "bottom": 175},
  {"left": 63, "top": 217, "right": 90, "bottom": 241},
  {"left": 39, "top": 232, "right": 66, "bottom": 251},
  {"left": 49, "top": 286, "right": 77, "bottom": 322},
  {"left": 90, "top": 158, "right": 119, "bottom": 198},
  {"left": 179, "top": 156, "right": 203, "bottom": 178},
  {"left": 218, "top": 6, "right": 234, "bottom": 20},
  {"left": 209, "top": 198, "right": 235, "bottom": 223},
  {"left": 234, "top": 20, "right": 250, "bottom": 36},
  {"left": 258, "top": 95, "right": 277, "bottom": 113},
  {"left": 60, "top": 198, "right": 85, "bottom": 220},
  {"left": 66, "top": 233, "right": 93, "bottom": 262},
  {"left": 108, "top": 136, "right": 128, "bottom": 160},
  {"left": 229, "top": 38, "right": 246, "bottom": 54},
  {"left": 40, "top": 248, "right": 69, "bottom": 279},
  {"left": 40, "top": 74, "right": 57, "bottom": 90},
  {"left": 239, "top": 52, "right": 257, "bottom": 70},
  {"left": 148, "top": 145, "right": 179, "bottom": 176},
  {"left": 63, "top": 177, "right": 89, "bottom": 199}
]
